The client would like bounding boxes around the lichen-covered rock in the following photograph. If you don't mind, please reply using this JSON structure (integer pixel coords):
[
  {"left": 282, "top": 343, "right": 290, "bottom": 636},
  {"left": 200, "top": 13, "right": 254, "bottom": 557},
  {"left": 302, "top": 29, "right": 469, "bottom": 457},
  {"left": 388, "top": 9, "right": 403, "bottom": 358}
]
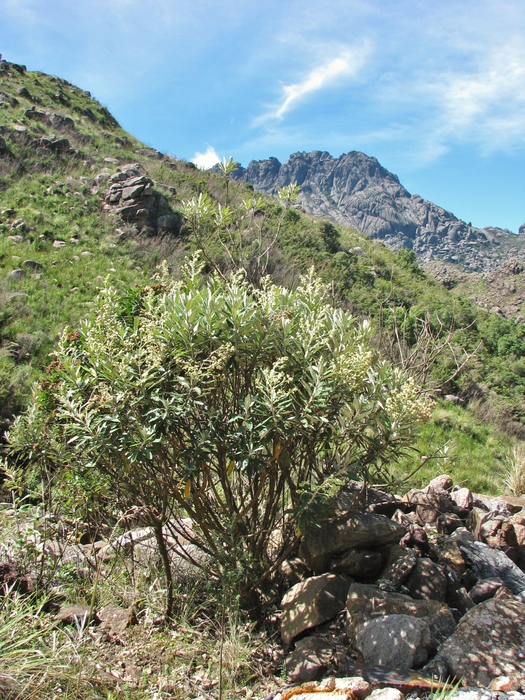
[{"left": 428, "top": 598, "right": 525, "bottom": 687}]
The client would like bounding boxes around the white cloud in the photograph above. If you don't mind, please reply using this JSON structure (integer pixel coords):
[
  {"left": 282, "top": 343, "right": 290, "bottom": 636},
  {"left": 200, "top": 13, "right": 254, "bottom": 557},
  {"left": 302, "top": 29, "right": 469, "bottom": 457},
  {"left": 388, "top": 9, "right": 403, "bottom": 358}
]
[
  {"left": 192, "top": 146, "right": 220, "bottom": 169},
  {"left": 418, "top": 40, "right": 525, "bottom": 154},
  {"left": 259, "top": 48, "right": 366, "bottom": 122}
]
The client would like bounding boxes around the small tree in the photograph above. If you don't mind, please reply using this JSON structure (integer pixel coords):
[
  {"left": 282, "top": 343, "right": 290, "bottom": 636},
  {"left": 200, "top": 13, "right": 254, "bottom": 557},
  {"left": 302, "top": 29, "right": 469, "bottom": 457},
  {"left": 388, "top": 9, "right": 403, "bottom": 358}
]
[{"left": 9, "top": 259, "right": 432, "bottom": 616}]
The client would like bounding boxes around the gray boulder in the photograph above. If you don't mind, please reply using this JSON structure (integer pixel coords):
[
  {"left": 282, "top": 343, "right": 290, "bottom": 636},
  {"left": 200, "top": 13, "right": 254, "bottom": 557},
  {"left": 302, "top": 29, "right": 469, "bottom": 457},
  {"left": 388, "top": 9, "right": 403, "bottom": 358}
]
[
  {"left": 427, "top": 598, "right": 525, "bottom": 687},
  {"left": 355, "top": 614, "right": 432, "bottom": 669},
  {"left": 346, "top": 583, "right": 456, "bottom": 647}
]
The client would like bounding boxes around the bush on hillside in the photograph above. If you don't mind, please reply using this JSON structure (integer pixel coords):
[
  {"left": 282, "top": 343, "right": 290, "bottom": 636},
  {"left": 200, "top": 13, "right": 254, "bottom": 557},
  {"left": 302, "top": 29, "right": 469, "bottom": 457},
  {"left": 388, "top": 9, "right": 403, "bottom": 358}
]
[{"left": 8, "top": 258, "right": 432, "bottom": 616}]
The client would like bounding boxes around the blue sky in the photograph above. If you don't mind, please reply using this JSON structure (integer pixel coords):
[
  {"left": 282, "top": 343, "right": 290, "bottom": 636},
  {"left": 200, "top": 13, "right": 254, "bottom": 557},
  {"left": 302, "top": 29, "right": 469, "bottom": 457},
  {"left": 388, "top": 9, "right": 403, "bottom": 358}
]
[{"left": 1, "top": 0, "right": 524, "bottom": 232}]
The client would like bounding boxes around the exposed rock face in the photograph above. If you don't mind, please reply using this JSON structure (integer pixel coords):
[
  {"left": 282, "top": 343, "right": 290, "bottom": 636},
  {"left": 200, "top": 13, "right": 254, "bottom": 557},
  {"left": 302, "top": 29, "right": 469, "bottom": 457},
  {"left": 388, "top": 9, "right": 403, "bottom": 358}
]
[
  {"left": 230, "top": 151, "right": 525, "bottom": 272},
  {"left": 103, "top": 163, "right": 180, "bottom": 233}
]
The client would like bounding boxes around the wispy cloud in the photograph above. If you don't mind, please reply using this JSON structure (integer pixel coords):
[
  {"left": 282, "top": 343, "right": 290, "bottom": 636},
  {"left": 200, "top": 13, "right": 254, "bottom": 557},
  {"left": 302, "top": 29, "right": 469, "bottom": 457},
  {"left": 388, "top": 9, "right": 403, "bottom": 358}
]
[
  {"left": 257, "top": 48, "right": 367, "bottom": 123},
  {"left": 192, "top": 146, "right": 220, "bottom": 169}
]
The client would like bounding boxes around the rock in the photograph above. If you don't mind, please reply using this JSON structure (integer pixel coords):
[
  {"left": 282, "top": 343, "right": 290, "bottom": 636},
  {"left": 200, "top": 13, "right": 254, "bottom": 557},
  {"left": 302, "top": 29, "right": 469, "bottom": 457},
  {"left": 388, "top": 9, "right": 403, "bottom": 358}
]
[
  {"left": 356, "top": 614, "right": 432, "bottom": 669},
  {"left": 428, "top": 598, "right": 525, "bottom": 687},
  {"left": 229, "top": 151, "right": 513, "bottom": 272},
  {"left": 53, "top": 240, "right": 66, "bottom": 248},
  {"left": 280, "top": 677, "right": 373, "bottom": 700},
  {"left": 24, "top": 107, "right": 47, "bottom": 121},
  {"left": 469, "top": 578, "right": 506, "bottom": 603},
  {"left": 48, "top": 113, "right": 75, "bottom": 130},
  {"left": 157, "top": 214, "right": 180, "bottom": 230},
  {"left": 439, "top": 540, "right": 467, "bottom": 576},
  {"left": 11, "top": 219, "right": 25, "bottom": 231},
  {"left": 405, "top": 490, "right": 457, "bottom": 526},
  {"left": 10, "top": 269, "right": 25, "bottom": 280},
  {"left": 369, "top": 690, "right": 405, "bottom": 700},
  {"left": 285, "top": 636, "right": 333, "bottom": 682},
  {"left": 97, "top": 605, "right": 136, "bottom": 635},
  {"left": 8, "top": 235, "right": 23, "bottom": 244},
  {"left": 450, "top": 487, "right": 473, "bottom": 515},
  {"left": 460, "top": 541, "right": 525, "bottom": 595},
  {"left": 41, "top": 136, "right": 71, "bottom": 154},
  {"left": 280, "top": 557, "right": 312, "bottom": 585},
  {"left": 425, "top": 475, "right": 453, "bottom": 493},
  {"left": 376, "top": 546, "right": 417, "bottom": 591},
  {"left": 56, "top": 603, "right": 94, "bottom": 626},
  {"left": 281, "top": 573, "right": 351, "bottom": 644},
  {"left": 399, "top": 524, "right": 431, "bottom": 555},
  {"left": 346, "top": 583, "right": 456, "bottom": 647},
  {"left": 330, "top": 549, "right": 383, "bottom": 579},
  {"left": 299, "top": 511, "right": 406, "bottom": 573},
  {"left": 405, "top": 558, "right": 447, "bottom": 602},
  {"left": 17, "top": 86, "right": 32, "bottom": 99},
  {"left": 22, "top": 260, "right": 43, "bottom": 270}
]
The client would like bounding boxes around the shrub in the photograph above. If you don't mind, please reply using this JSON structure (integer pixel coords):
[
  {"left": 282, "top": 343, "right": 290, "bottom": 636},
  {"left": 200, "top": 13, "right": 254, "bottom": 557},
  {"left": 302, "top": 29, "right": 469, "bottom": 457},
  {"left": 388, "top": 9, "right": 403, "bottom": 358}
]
[{"left": 9, "top": 258, "right": 431, "bottom": 616}]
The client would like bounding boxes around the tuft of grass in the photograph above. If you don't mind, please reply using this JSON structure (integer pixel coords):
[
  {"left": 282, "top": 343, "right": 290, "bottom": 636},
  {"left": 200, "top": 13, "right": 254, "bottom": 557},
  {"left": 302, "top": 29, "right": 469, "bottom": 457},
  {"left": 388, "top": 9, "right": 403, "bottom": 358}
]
[{"left": 503, "top": 443, "right": 525, "bottom": 496}]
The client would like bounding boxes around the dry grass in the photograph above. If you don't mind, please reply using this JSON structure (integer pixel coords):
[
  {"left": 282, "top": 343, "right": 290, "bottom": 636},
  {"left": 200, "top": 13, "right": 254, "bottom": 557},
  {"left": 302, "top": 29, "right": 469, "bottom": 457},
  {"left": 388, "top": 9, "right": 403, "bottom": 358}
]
[{"left": 503, "top": 443, "right": 525, "bottom": 496}]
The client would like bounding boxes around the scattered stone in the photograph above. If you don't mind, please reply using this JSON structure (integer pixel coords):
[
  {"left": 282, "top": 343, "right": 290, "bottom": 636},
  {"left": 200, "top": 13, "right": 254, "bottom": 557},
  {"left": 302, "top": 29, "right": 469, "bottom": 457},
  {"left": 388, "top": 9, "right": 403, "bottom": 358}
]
[
  {"left": 8, "top": 235, "right": 23, "bottom": 244},
  {"left": 369, "top": 688, "right": 405, "bottom": 700},
  {"left": 450, "top": 487, "right": 473, "bottom": 515},
  {"left": 97, "top": 605, "right": 136, "bottom": 636},
  {"left": 53, "top": 240, "right": 66, "bottom": 248},
  {"left": 281, "top": 573, "right": 351, "bottom": 644},
  {"left": 356, "top": 614, "right": 432, "bottom": 669},
  {"left": 346, "top": 583, "right": 456, "bottom": 647},
  {"left": 24, "top": 107, "right": 47, "bottom": 121},
  {"left": 10, "top": 269, "right": 25, "bottom": 280},
  {"left": 56, "top": 603, "right": 94, "bottom": 626},
  {"left": 376, "top": 546, "right": 417, "bottom": 591},
  {"left": 280, "top": 557, "right": 312, "bottom": 585},
  {"left": 22, "top": 260, "right": 43, "bottom": 270},
  {"left": 11, "top": 219, "right": 25, "bottom": 231}
]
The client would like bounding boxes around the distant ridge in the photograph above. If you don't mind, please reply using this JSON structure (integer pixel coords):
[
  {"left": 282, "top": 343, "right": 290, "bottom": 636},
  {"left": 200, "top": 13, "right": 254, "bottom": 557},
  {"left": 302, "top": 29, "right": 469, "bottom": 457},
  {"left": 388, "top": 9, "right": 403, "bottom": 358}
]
[{"left": 231, "top": 150, "right": 525, "bottom": 272}]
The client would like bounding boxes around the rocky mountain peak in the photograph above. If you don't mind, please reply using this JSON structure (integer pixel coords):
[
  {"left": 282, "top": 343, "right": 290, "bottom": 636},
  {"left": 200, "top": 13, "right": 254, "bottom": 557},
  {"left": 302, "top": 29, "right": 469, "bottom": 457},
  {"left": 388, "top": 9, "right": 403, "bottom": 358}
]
[{"left": 232, "top": 150, "right": 525, "bottom": 272}]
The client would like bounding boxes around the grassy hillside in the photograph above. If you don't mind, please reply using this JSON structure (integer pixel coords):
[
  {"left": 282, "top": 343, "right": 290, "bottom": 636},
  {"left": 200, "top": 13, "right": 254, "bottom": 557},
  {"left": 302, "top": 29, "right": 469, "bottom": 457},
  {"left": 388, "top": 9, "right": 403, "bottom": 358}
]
[{"left": 0, "top": 59, "right": 523, "bottom": 493}]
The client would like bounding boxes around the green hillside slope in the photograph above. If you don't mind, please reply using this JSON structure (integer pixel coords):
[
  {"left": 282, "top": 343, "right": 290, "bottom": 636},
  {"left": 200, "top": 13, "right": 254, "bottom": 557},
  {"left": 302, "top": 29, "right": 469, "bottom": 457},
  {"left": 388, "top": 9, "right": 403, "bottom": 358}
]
[{"left": 0, "top": 59, "right": 523, "bottom": 492}]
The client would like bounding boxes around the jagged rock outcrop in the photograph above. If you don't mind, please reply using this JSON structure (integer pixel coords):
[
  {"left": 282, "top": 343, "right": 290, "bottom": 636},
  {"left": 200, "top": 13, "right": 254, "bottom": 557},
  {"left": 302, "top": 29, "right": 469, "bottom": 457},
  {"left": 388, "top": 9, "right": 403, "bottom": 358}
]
[
  {"left": 230, "top": 151, "right": 525, "bottom": 272},
  {"left": 103, "top": 163, "right": 180, "bottom": 233}
]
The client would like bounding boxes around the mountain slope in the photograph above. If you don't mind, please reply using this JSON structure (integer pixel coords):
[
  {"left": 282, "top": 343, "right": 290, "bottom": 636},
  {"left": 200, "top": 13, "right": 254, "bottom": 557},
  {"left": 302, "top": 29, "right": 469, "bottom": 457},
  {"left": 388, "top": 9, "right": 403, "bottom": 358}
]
[
  {"left": 0, "top": 59, "right": 523, "bottom": 488},
  {"left": 231, "top": 150, "right": 525, "bottom": 272}
]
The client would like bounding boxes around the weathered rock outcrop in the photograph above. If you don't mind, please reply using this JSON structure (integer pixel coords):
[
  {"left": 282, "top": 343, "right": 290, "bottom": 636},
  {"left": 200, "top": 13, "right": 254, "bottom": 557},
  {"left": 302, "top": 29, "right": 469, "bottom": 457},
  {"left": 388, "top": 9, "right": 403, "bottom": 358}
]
[{"left": 230, "top": 151, "right": 525, "bottom": 272}]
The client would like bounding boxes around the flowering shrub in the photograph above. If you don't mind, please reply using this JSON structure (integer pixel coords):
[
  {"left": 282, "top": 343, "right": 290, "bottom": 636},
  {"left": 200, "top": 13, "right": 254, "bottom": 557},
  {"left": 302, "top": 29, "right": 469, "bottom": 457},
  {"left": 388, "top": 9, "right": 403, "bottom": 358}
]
[{"left": 9, "top": 258, "right": 431, "bottom": 614}]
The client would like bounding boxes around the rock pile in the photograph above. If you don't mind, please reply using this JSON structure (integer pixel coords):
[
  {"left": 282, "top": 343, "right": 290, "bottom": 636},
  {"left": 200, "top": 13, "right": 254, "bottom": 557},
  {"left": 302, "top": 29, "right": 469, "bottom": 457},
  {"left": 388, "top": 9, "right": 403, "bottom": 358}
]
[
  {"left": 277, "top": 475, "right": 525, "bottom": 693},
  {"left": 103, "top": 163, "right": 180, "bottom": 234}
]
